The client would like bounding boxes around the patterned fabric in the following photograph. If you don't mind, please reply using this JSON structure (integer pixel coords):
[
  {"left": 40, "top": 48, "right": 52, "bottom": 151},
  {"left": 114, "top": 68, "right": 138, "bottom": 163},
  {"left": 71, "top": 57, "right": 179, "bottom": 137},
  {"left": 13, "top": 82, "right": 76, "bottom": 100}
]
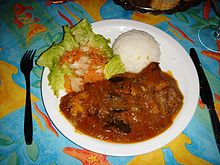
[{"left": 0, "top": 0, "right": 219, "bottom": 164}]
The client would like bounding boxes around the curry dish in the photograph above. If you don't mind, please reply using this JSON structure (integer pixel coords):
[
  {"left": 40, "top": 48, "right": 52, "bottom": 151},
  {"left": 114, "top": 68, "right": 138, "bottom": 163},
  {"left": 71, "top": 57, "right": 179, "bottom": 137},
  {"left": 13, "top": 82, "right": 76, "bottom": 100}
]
[{"left": 60, "top": 62, "right": 183, "bottom": 143}]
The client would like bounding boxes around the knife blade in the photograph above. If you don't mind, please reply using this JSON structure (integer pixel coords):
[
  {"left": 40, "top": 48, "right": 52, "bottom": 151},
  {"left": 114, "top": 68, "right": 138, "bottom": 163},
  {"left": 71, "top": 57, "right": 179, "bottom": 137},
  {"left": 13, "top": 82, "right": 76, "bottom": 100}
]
[{"left": 189, "top": 48, "right": 220, "bottom": 153}]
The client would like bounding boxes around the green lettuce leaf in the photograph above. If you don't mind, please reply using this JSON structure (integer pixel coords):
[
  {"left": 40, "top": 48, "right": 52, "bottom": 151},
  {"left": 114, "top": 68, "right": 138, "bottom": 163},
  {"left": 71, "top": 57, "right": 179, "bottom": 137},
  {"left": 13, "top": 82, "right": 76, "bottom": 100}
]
[
  {"left": 87, "top": 34, "right": 112, "bottom": 58},
  {"left": 70, "top": 18, "right": 93, "bottom": 45},
  {"left": 104, "top": 55, "right": 125, "bottom": 79},
  {"left": 70, "top": 19, "right": 113, "bottom": 58},
  {"left": 36, "top": 19, "right": 115, "bottom": 96},
  {"left": 36, "top": 26, "right": 79, "bottom": 68},
  {"left": 48, "top": 64, "right": 72, "bottom": 96}
]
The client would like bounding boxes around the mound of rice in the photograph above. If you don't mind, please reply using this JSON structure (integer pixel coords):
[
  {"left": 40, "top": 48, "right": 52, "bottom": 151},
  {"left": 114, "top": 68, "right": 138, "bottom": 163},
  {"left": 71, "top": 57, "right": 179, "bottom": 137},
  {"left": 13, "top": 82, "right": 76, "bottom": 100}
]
[{"left": 112, "top": 29, "right": 160, "bottom": 73}]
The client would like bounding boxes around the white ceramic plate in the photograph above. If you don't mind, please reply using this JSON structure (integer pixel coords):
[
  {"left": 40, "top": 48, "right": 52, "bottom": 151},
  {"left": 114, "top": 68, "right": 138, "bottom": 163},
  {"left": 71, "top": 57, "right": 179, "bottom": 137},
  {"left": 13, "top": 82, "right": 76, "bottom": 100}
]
[{"left": 41, "top": 19, "right": 199, "bottom": 156}]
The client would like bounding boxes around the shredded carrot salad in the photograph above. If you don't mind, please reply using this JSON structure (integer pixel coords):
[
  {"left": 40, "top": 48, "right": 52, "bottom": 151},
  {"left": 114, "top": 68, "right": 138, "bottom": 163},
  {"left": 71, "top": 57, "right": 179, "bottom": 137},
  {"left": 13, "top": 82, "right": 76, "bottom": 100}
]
[{"left": 60, "top": 48, "right": 109, "bottom": 93}]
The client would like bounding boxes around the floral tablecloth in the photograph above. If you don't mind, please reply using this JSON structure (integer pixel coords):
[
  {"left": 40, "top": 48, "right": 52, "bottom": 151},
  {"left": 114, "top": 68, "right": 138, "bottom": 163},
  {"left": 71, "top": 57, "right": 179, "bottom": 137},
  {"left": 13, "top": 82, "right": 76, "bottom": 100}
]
[{"left": 0, "top": 0, "right": 220, "bottom": 164}]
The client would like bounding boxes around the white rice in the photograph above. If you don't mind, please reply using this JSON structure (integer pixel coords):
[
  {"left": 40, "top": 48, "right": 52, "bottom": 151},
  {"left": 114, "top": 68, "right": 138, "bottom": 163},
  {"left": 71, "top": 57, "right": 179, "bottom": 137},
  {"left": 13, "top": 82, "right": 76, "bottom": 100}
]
[{"left": 112, "top": 29, "right": 160, "bottom": 73}]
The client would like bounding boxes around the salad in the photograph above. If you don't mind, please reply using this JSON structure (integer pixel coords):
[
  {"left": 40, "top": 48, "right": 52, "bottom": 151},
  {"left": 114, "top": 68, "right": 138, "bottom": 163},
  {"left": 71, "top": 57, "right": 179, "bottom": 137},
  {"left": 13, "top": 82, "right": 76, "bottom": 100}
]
[{"left": 36, "top": 19, "right": 125, "bottom": 97}]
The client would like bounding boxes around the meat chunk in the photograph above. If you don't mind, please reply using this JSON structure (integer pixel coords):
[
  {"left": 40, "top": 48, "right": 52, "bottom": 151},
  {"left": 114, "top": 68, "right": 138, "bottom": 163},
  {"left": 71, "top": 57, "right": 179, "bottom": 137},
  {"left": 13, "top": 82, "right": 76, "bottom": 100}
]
[{"left": 60, "top": 62, "right": 183, "bottom": 143}]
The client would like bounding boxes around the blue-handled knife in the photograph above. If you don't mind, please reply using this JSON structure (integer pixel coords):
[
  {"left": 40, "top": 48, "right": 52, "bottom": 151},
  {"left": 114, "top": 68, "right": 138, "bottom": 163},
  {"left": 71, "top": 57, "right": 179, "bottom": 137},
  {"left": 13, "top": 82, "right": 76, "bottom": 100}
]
[{"left": 189, "top": 48, "right": 220, "bottom": 153}]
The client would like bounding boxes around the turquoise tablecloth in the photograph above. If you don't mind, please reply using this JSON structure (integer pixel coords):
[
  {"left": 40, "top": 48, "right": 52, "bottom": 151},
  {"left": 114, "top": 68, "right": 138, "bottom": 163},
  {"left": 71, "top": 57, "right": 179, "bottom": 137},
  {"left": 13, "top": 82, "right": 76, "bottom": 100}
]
[{"left": 0, "top": 0, "right": 220, "bottom": 164}]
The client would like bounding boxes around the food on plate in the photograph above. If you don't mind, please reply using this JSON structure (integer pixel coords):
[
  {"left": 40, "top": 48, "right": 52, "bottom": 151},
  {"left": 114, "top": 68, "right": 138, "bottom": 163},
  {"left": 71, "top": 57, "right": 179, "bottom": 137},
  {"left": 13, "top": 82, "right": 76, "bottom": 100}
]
[
  {"left": 60, "top": 62, "right": 183, "bottom": 143},
  {"left": 36, "top": 19, "right": 125, "bottom": 96},
  {"left": 38, "top": 19, "right": 184, "bottom": 143},
  {"left": 112, "top": 29, "right": 160, "bottom": 73}
]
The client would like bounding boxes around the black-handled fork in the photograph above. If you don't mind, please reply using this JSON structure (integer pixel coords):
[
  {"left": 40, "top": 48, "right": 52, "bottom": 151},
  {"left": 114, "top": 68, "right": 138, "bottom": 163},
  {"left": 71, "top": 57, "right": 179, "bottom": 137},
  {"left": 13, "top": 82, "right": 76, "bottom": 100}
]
[{"left": 20, "top": 50, "right": 36, "bottom": 145}]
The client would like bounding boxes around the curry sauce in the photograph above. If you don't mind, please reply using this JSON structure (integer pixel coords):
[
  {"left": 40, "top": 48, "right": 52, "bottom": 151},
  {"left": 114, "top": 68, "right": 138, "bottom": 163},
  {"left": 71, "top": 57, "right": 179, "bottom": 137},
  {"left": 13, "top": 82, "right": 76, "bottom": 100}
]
[{"left": 60, "top": 62, "right": 183, "bottom": 143}]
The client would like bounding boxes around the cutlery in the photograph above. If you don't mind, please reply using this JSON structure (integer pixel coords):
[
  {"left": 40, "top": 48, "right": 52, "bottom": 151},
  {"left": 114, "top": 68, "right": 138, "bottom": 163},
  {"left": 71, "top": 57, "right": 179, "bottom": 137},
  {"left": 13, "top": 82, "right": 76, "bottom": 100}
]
[
  {"left": 20, "top": 50, "right": 36, "bottom": 145},
  {"left": 189, "top": 48, "right": 220, "bottom": 153}
]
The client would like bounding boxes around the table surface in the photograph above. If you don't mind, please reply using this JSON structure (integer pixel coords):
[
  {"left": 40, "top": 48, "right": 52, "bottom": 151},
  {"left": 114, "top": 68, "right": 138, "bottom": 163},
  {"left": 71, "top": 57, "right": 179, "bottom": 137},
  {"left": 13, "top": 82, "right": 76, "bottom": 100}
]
[{"left": 0, "top": 0, "right": 220, "bottom": 164}]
